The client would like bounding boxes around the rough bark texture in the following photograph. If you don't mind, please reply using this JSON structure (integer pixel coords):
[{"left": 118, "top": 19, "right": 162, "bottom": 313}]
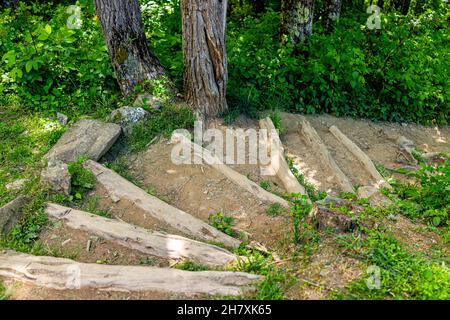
[
  {"left": 94, "top": 0, "right": 165, "bottom": 96},
  {"left": 324, "top": 0, "right": 342, "bottom": 32},
  {"left": 281, "top": 0, "right": 315, "bottom": 44},
  {"left": 181, "top": 0, "right": 228, "bottom": 120}
]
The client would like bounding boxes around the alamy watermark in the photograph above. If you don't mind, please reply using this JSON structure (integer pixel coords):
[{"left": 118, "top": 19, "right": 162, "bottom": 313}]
[{"left": 170, "top": 121, "right": 284, "bottom": 176}]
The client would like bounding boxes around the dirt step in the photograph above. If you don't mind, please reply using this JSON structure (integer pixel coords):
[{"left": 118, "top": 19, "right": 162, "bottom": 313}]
[
  {"left": 84, "top": 160, "right": 240, "bottom": 248},
  {"left": 0, "top": 250, "right": 261, "bottom": 296},
  {"left": 45, "top": 203, "right": 239, "bottom": 268},
  {"left": 259, "top": 117, "right": 309, "bottom": 200},
  {"left": 125, "top": 138, "right": 292, "bottom": 250},
  {"left": 306, "top": 117, "right": 381, "bottom": 189}
]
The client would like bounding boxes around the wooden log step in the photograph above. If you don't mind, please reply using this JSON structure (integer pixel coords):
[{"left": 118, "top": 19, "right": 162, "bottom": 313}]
[
  {"left": 259, "top": 117, "right": 309, "bottom": 201},
  {"left": 45, "top": 203, "right": 238, "bottom": 267},
  {"left": 298, "top": 117, "right": 354, "bottom": 193},
  {"left": 0, "top": 250, "right": 260, "bottom": 296},
  {"left": 171, "top": 133, "right": 290, "bottom": 208},
  {"left": 329, "top": 125, "right": 391, "bottom": 189},
  {"left": 83, "top": 160, "right": 241, "bottom": 248}
]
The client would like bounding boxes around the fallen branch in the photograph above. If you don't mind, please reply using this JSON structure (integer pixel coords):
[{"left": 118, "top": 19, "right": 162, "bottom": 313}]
[
  {"left": 45, "top": 203, "right": 238, "bottom": 267},
  {"left": 0, "top": 250, "right": 260, "bottom": 296}
]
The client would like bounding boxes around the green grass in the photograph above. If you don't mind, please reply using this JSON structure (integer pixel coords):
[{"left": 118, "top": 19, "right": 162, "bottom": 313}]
[
  {"left": 259, "top": 180, "right": 270, "bottom": 191},
  {"left": 266, "top": 203, "right": 284, "bottom": 217},
  {"left": 0, "top": 281, "right": 8, "bottom": 300},
  {"left": 234, "top": 245, "right": 295, "bottom": 300},
  {"left": 175, "top": 260, "right": 211, "bottom": 272},
  {"left": 127, "top": 104, "right": 195, "bottom": 152},
  {"left": 335, "top": 227, "right": 450, "bottom": 300}
]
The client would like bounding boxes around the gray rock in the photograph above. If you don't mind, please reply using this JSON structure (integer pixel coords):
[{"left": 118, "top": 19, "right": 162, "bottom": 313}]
[
  {"left": 0, "top": 196, "right": 31, "bottom": 235},
  {"left": 109, "top": 106, "right": 149, "bottom": 126},
  {"left": 396, "top": 136, "right": 415, "bottom": 150},
  {"left": 357, "top": 186, "right": 392, "bottom": 207},
  {"left": 133, "top": 93, "right": 163, "bottom": 110},
  {"left": 57, "top": 113, "right": 68, "bottom": 126},
  {"left": 5, "top": 178, "right": 29, "bottom": 190},
  {"left": 44, "top": 119, "right": 121, "bottom": 163},
  {"left": 41, "top": 160, "right": 71, "bottom": 196}
]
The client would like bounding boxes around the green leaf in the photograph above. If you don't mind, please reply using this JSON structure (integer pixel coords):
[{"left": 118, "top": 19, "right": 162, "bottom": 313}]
[
  {"left": 44, "top": 24, "right": 52, "bottom": 34},
  {"left": 25, "top": 61, "right": 33, "bottom": 73}
]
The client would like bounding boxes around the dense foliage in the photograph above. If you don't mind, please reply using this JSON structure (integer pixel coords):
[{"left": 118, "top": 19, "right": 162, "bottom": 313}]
[{"left": 1, "top": 0, "right": 448, "bottom": 123}]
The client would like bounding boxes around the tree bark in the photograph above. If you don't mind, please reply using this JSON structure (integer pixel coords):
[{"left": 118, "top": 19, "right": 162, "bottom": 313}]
[
  {"left": 281, "top": 0, "right": 315, "bottom": 45},
  {"left": 94, "top": 0, "right": 165, "bottom": 96},
  {"left": 324, "top": 0, "right": 342, "bottom": 33},
  {"left": 181, "top": 0, "right": 228, "bottom": 120}
]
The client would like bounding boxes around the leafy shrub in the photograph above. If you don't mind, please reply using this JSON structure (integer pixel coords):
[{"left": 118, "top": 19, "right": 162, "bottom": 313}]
[
  {"left": 393, "top": 162, "right": 449, "bottom": 226},
  {"left": 209, "top": 211, "right": 235, "bottom": 236},
  {"left": 0, "top": 1, "right": 118, "bottom": 115}
]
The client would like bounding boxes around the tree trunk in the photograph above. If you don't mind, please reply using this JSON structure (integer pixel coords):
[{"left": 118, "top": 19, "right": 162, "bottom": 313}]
[
  {"left": 324, "top": 0, "right": 342, "bottom": 33},
  {"left": 281, "top": 0, "right": 315, "bottom": 45},
  {"left": 94, "top": 0, "right": 165, "bottom": 96},
  {"left": 181, "top": 0, "right": 228, "bottom": 120}
]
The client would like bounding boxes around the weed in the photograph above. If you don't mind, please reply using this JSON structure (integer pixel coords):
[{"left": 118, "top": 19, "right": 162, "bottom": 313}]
[
  {"left": 289, "top": 194, "right": 312, "bottom": 244},
  {"left": 209, "top": 211, "right": 235, "bottom": 236},
  {"left": 259, "top": 180, "right": 270, "bottom": 191},
  {"left": 67, "top": 157, "right": 96, "bottom": 201},
  {"left": 0, "top": 281, "right": 9, "bottom": 300},
  {"left": 82, "top": 196, "right": 112, "bottom": 219},
  {"left": 175, "top": 260, "right": 211, "bottom": 271}
]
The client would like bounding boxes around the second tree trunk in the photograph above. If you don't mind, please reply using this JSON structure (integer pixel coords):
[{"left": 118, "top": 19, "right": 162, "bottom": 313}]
[
  {"left": 281, "top": 0, "right": 315, "bottom": 45},
  {"left": 181, "top": 0, "right": 228, "bottom": 120}
]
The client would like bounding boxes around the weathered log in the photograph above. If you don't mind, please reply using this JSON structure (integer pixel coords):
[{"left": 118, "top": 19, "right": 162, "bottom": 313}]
[
  {"left": 329, "top": 125, "right": 391, "bottom": 189},
  {"left": 83, "top": 160, "right": 240, "bottom": 248},
  {"left": 259, "top": 118, "right": 309, "bottom": 200},
  {"left": 0, "top": 250, "right": 260, "bottom": 296},
  {"left": 45, "top": 203, "right": 238, "bottom": 267},
  {"left": 172, "top": 133, "right": 290, "bottom": 208},
  {"left": 298, "top": 117, "right": 354, "bottom": 193}
]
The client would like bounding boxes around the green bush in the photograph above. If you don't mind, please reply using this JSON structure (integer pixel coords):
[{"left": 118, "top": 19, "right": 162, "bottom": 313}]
[
  {"left": 226, "top": 8, "right": 449, "bottom": 124},
  {"left": 393, "top": 162, "right": 449, "bottom": 227},
  {"left": 0, "top": 1, "right": 118, "bottom": 115}
]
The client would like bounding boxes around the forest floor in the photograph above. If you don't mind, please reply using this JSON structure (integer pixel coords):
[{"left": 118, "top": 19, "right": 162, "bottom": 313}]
[{"left": 1, "top": 108, "right": 449, "bottom": 300}]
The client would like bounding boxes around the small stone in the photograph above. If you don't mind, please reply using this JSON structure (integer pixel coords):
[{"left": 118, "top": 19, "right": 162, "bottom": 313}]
[
  {"left": 109, "top": 106, "right": 149, "bottom": 126},
  {"left": 61, "top": 239, "right": 72, "bottom": 246},
  {"left": 5, "top": 178, "right": 29, "bottom": 190},
  {"left": 0, "top": 196, "right": 31, "bottom": 236},
  {"left": 57, "top": 113, "right": 68, "bottom": 126},
  {"left": 133, "top": 93, "right": 163, "bottom": 110},
  {"left": 41, "top": 160, "right": 71, "bottom": 196}
]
